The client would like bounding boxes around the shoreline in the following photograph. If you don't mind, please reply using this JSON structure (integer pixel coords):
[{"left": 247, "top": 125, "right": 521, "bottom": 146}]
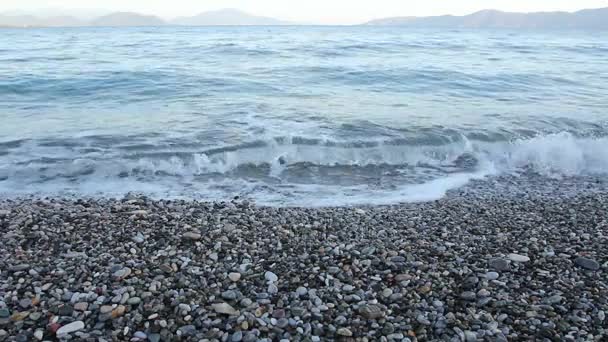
[{"left": 0, "top": 189, "right": 606, "bottom": 341}]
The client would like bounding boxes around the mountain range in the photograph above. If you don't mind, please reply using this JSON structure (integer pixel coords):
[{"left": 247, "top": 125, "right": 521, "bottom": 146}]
[
  {"left": 0, "top": 9, "right": 290, "bottom": 27},
  {"left": 366, "top": 7, "right": 608, "bottom": 29},
  {"left": 1, "top": 7, "right": 608, "bottom": 28}
]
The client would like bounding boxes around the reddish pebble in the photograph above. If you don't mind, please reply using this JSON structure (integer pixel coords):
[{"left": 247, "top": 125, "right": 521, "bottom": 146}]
[{"left": 48, "top": 323, "right": 61, "bottom": 334}]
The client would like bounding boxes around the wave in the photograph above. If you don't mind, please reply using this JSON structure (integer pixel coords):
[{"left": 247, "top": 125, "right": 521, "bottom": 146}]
[
  {"left": 1, "top": 132, "right": 607, "bottom": 205},
  {"left": 2, "top": 132, "right": 607, "bottom": 180}
]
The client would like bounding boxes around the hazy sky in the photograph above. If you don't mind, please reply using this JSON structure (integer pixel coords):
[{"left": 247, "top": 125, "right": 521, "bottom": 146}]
[{"left": 2, "top": 0, "right": 608, "bottom": 24}]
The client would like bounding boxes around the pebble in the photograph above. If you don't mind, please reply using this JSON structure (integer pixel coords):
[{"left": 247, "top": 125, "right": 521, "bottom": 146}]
[
  {"left": 265, "top": 271, "right": 278, "bottom": 283},
  {"left": 100, "top": 305, "right": 113, "bottom": 314},
  {"left": 337, "top": 327, "right": 353, "bottom": 336},
  {"left": 212, "top": 303, "right": 239, "bottom": 316},
  {"left": 508, "top": 253, "right": 530, "bottom": 263},
  {"left": 134, "top": 331, "right": 147, "bottom": 339},
  {"left": 296, "top": 286, "right": 308, "bottom": 297},
  {"left": 183, "top": 232, "right": 202, "bottom": 240},
  {"left": 111, "top": 305, "right": 126, "bottom": 318},
  {"left": 113, "top": 267, "right": 132, "bottom": 280},
  {"left": 232, "top": 331, "right": 243, "bottom": 341},
  {"left": 485, "top": 271, "right": 500, "bottom": 280},
  {"left": 56, "top": 321, "right": 85, "bottom": 336},
  {"left": 359, "top": 304, "right": 385, "bottom": 319},
  {"left": 488, "top": 258, "right": 510, "bottom": 271},
  {"left": 0, "top": 193, "right": 606, "bottom": 342},
  {"left": 460, "top": 291, "right": 477, "bottom": 301},
  {"left": 177, "top": 325, "right": 196, "bottom": 336},
  {"left": 464, "top": 330, "right": 477, "bottom": 342},
  {"left": 127, "top": 297, "right": 141, "bottom": 305},
  {"left": 9, "top": 264, "right": 30, "bottom": 272},
  {"left": 74, "top": 302, "right": 88, "bottom": 311},
  {"left": 574, "top": 257, "right": 600, "bottom": 271}
]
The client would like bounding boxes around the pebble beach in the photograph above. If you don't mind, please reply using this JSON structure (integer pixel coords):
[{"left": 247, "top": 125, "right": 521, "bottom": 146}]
[{"left": 0, "top": 177, "right": 607, "bottom": 341}]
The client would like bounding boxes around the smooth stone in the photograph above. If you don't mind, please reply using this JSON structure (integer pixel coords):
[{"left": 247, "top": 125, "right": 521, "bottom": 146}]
[
  {"left": 387, "top": 333, "right": 404, "bottom": 340},
  {"left": 113, "top": 267, "right": 132, "bottom": 279},
  {"left": 10, "top": 311, "right": 29, "bottom": 321},
  {"left": 460, "top": 291, "right": 477, "bottom": 301},
  {"left": 127, "top": 297, "right": 141, "bottom": 305},
  {"left": 33, "top": 330, "right": 44, "bottom": 340},
  {"left": 296, "top": 287, "right": 308, "bottom": 297},
  {"left": 212, "top": 303, "right": 239, "bottom": 316},
  {"left": 265, "top": 271, "right": 278, "bottom": 283},
  {"left": 508, "top": 253, "right": 530, "bottom": 263},
  {"left": 485, "top": 272, "right": 500, "bottom": 280},
  {"left": 19, "top": 299, "right": 32, "bottom": 309},
  {"left": 228, "top": 272, "right": 241, "bottom": 282},
  {"left": 545, "top": 295, "right": 563, "bottom": 304},
  {"left": 337, "top": 328, "right": 353, "bottom": 336},
  {"left": 134, "top": 331, "right": 147, "bottom": 339},
  {"left": 477, "top": 289, "right": 491, "bottom": 298},
  {"left": 417, "top": 315, "right": 431, "bottom": 325},
  {"left": 111, "top": 305, "right": 126, "bottom": 318},
  {"left": 240, "top": 298, "right": 253, "bottom": 307},
  {"left": 148, "top": 333, "right": 161, "bottom": 342},
  {"left": 56, "top": 321, "right": 85, "bottom": 336},
  {"left": 183, "top": 232, "right": 202, "bottom": 240},
  {"left": 358, "top": 304, "right": 385, "bottom": 320},
  {"left": 178, "top": 325, "right": 196, "bottom": 336},
  {"left": 74, "top": 302, "right": 88, "bottom": 311},
  {"left": 488, "top": 258, "right": 510, "bottom": 271},
  {"left": 58, "top": 304, "right": 74, "bottom": 316},
  {"left": 9, "top": 264, "right": 30, "bottom": 272},
  {"left": 0, "top": 308, "right": 9, "bottom": 318},
  {"left": 464, "top": 330, "right": 477, "bottom": 342},
  {"left": 574, "top": 257, "right": 600, "bottom": 271},
  {"left": 100, "top": 305, "right": 114, "bottom": 314},
  {"left": 222, "top": 290, "right": 238, "bottom": 300},
  {"left": 132, "top": 233, "right": 145, "bottom": 244},
  {"left": 232, "top": 331, "right": 243, "bottom": 342}
]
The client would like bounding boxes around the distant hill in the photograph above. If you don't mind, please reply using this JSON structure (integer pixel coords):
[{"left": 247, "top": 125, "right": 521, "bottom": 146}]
[
  {"left": 90, "top": 12, "right": 166, "bottom": 27},
  {"left": 0, "top": 14, "right": 83, "bottom": 27},
  {"left": 172, "top": 9, "right": 289, "bottom": 26},
  {"left": 0, "top": 9, "right": 289, "bottom": 27},
  {"left": 365, "top": 7, "right": 608, "bottom": 29}
]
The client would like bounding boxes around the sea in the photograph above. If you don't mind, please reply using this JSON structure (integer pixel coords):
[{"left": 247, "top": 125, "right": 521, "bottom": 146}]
[{"left": 1, "top": 26, "right": 607, "bottom": 206}]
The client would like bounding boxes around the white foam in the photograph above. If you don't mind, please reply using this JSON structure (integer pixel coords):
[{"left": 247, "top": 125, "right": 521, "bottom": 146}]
[{"left": 1, "top": 132, "right": 607, "bottom": 206}]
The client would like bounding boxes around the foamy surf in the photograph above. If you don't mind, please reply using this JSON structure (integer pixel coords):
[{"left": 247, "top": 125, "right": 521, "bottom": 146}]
[{"left": 1, "top": 131, "right": 606, "bottom": 206}]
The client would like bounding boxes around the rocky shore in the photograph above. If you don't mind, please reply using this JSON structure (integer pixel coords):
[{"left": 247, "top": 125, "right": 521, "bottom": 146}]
[{"left": 0, "top": 184, "right": 606, "bottom": 341}]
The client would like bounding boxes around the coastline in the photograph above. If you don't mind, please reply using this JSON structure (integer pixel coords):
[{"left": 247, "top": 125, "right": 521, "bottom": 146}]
[{"left": 0, "top": 178, "right": 606, "bottom": 341}]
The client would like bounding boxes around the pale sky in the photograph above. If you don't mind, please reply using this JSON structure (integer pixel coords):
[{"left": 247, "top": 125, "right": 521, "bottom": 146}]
[{"left": 2, "top": 0, "right": 608, "bottom": 24}]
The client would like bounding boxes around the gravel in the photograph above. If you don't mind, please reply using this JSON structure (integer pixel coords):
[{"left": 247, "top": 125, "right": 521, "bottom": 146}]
[{"left": 0, "top": 179, "right": 606, "bottom": 341}]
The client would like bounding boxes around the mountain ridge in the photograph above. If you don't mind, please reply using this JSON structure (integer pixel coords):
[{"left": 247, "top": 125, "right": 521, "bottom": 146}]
[
  {"left": 171, "top": 8, "right": 290, "bottom": 26},
  {"left": 365, "top": 7, "right": 608, "bottom": 29},
  {"left": 0, "top": 8, "right": 291, "bottom": 27},
  {"left": 1, "top": 7, "right": 608, "bottom": 28}
]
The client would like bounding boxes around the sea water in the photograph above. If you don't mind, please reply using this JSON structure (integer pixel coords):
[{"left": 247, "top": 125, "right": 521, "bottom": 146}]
[{"left": 1, "top": 26, "right": 607, "bottom": 205}]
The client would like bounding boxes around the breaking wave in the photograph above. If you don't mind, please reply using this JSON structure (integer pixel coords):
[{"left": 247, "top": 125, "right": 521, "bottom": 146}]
[{"left": 1, "top": 131, "right": 607, "bottom": 205}]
